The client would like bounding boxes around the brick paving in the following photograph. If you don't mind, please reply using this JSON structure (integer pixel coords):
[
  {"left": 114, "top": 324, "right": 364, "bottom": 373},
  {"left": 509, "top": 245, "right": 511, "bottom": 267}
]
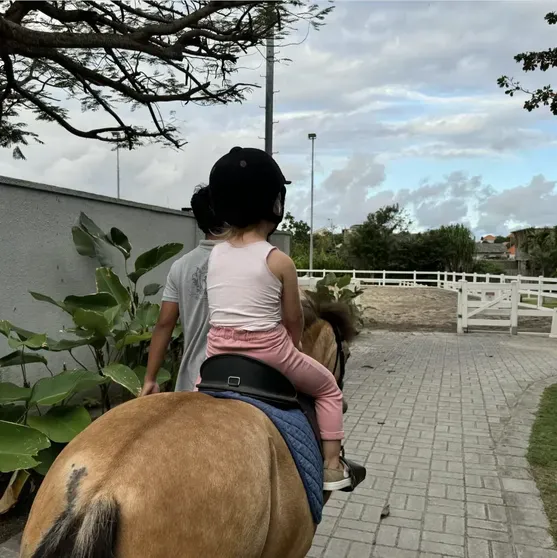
[
  {"left": 3, "top": 330, "right": 557, "bottom": 558},
  {"left": 310, "top": 330, "right": 557, "bottom": 558}
]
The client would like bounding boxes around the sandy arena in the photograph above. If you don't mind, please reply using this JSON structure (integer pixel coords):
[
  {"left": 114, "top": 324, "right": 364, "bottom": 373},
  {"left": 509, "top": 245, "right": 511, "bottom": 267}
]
[{"left": 359, "top": 286, "right": 552, "bottom": 333}]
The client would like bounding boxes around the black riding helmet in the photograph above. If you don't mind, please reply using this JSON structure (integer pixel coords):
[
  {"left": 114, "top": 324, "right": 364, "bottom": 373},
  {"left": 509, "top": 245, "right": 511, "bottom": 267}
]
[{"left": 208, "top": 147, "right": 291, "bottom": 234}]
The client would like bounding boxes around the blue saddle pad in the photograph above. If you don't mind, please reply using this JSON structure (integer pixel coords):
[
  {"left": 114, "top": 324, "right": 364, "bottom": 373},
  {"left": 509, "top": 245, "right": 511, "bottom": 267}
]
[{"left": 205, "top": 391, "right": 323, "bottom": 524}]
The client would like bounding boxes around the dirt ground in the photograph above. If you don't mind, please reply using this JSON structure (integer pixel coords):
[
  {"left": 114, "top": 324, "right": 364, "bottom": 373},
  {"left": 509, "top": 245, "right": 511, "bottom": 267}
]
[{"left": 360, "top": 286, "right": 552, "bottom": 333}]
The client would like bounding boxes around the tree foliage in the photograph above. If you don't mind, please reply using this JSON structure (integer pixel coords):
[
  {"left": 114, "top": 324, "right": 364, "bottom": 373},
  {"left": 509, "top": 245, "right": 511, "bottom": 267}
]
[
  {"left": 0, "top": 0, "right": 333, "bottom": 158},
  {"left": 346, "top": 204, "right": 411, "bottom": 270},
  {"left": 498, "top": 11, "right": 557, "bottom": 116},
  {"left": 281, "top": 211, "right": 349, "bottom": 270},
  {"left": 523, "top": 227, "right": 557, "bottom": 276}
]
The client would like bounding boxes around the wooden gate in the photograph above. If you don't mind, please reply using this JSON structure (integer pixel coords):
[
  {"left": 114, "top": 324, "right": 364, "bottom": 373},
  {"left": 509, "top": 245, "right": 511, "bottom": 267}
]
[{"left": 457, "top": 281, "right": 518, "bottom": 334}]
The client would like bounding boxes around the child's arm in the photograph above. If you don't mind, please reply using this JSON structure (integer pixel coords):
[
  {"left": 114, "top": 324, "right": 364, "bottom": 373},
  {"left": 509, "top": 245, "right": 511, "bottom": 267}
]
[{"left": 268, "top": 250, "right": 304, "bottom": 347}]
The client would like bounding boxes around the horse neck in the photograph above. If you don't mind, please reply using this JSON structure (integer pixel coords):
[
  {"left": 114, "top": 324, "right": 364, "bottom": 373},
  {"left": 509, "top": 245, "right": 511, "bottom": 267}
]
[{"left": 301, "top": 320, "right": 337, "bottom": 375}]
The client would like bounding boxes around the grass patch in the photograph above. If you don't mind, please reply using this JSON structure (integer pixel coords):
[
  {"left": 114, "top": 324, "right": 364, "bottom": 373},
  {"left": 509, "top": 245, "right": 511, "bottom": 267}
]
[
  {"left": 527, "top": 384, "right": 557, "bottom": 544},
  {"left": 522, "top": 296, "right": 557, "bottom": 309}
]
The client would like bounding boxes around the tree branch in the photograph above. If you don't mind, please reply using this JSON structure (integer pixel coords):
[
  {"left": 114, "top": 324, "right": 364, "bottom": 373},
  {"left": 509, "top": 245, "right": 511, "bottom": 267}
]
[{"left": 0, "top": 0, "right": 334, "bottom": 154}]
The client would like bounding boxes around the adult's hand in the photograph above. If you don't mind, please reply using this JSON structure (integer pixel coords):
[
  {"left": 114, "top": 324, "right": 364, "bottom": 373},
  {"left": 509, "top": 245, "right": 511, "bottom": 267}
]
[{"left": 140, "top": 379, "right": 160, "bottom": 397}]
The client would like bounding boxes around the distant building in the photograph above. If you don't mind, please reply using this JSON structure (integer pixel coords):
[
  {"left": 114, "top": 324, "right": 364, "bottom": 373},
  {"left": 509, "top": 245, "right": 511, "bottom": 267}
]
[
  {"left": 509, "top": 227, "right": 554, "bottom": 274},
  {"left": 313, "top": 227, "right": 329, "bottom": 237},
  {"left": 480, "top": 234, "right": 496, "bottom": 244},
  {"left": 342, "top": 224, "right": 362, "bottom": 242},
  {"left": 474, "top": 242, "right": 507, "bottom": 260},
  {"left": 507, "top": 244, "right": 516, "bottom": 260}
]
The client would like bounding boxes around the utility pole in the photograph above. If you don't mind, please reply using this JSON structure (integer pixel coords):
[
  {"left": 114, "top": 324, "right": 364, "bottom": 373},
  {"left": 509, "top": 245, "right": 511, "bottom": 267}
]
[
  {"left": 116, "top": 145, "right": 120, "bottom": 199},
  {"left": 111, "top": 132, "right": 121, "bottom": 199},
  {"left": 308, "top": 133, "right": 316, "bottom": 276},
  {"left": 264, "top": 27, "right": 275, "bottom": 155}
]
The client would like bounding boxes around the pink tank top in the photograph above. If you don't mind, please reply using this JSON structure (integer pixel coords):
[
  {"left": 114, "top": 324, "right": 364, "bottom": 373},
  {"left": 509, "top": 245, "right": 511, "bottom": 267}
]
[{"left": 207, "top": 241, "right": 282, "bottom": 331}]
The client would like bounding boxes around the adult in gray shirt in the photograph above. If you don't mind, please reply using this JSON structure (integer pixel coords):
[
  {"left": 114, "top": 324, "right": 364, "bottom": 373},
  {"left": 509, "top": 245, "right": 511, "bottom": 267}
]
[{"left": 140, "top": 185, "right": 223, "bottom": 395}]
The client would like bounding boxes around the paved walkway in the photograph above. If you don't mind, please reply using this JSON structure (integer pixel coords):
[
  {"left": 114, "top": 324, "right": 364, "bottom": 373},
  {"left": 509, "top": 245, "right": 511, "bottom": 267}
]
[
  {"left": 3, "top": 331, "right": 557, "bottom": 558},
  {"left": 310, "top": 331, "right": 557, "bottom": 558}
]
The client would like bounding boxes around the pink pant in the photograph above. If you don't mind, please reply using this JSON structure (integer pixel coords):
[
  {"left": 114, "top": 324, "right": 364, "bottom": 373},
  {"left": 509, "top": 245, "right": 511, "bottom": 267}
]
[{"left": 200, "top": 325, "right": 344, "bottom": 440}]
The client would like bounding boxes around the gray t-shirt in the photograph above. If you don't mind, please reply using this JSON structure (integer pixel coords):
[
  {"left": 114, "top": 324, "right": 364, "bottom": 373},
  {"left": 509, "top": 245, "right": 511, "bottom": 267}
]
[{"left": 162, "top": 240, "right": 216, "bottom": 391}]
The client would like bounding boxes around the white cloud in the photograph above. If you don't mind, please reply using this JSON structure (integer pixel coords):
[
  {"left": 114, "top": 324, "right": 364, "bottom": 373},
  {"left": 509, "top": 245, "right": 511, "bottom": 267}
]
[{"left": 1, "top": 0, "right": 556, "bottom": 237}]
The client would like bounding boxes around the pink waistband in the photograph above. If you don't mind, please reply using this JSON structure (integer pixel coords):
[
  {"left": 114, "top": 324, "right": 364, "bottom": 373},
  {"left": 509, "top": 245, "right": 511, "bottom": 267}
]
[{"left": 209, "top": 324, "right": 286, "bottom": 342}]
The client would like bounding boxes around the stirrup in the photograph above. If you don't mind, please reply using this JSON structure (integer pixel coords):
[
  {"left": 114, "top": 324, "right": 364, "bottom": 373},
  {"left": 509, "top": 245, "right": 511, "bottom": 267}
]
[{"left": 339, "top": 447, "right": 366, "bottom": 493}]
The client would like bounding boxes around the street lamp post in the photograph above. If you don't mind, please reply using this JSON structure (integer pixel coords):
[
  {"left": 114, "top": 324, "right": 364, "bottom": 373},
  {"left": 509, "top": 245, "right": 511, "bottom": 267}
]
[{"left": 308, "top": 133, "right": 316, "bottom": 277}]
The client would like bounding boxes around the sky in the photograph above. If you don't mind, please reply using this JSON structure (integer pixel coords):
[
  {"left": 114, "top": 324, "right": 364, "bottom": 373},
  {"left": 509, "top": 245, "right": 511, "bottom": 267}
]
[{"left": 1, "top": 0, "right": 557, "bottom": 238}]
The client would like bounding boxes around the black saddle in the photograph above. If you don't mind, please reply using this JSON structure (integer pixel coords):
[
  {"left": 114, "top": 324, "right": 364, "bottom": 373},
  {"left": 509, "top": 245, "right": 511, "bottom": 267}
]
[
  {"left": 197, "top": 353, "right": 322, "bottom": 448},
  {"left": 197, "top": 353, "right": 366, "bottom": 493}
]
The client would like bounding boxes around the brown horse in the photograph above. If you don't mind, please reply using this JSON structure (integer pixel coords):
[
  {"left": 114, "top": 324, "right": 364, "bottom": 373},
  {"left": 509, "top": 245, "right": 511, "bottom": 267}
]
[{"left": 20, "top": 297, "right": 356, "bottom": 558}]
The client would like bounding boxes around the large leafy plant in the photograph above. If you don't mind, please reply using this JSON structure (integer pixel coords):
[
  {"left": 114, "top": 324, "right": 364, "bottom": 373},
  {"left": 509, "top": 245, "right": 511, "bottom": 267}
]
[
  {"left": 305, "top": 273, "right": 364, "bottom": 329},
  {"left": 0, "top": 213, "right": 183, "bottom": 509}
]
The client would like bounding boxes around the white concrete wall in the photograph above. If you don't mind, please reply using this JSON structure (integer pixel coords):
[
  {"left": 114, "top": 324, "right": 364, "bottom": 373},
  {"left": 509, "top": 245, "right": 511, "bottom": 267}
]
[{"left": 0, "top": 176, "right": 290, "bottom": 384}]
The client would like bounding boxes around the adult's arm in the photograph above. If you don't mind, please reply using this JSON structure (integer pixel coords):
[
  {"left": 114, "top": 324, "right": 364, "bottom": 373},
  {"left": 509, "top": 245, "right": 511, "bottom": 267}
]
[{"left": 140, "top": 301, "right": 180, "bottom": 396}]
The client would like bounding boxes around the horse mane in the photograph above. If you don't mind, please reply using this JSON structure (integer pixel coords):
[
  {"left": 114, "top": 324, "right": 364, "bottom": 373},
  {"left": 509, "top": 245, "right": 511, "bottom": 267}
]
[{"left": 301, "top": 292, "right": 358, "bottom": 343}]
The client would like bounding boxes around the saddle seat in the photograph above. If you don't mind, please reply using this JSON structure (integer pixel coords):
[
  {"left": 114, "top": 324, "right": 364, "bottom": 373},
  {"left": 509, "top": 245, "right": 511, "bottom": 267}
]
[{"left": 197, "top": 353, "right": 365, "bottom": 493}]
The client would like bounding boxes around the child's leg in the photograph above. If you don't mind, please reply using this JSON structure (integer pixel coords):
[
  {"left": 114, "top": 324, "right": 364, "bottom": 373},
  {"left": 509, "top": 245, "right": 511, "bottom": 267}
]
[
  {"left": 206, "top": 326, "right": 345, "bottom": 450},
  {"left": 254, "top": 327, "right": 345, "bottom": 448}
]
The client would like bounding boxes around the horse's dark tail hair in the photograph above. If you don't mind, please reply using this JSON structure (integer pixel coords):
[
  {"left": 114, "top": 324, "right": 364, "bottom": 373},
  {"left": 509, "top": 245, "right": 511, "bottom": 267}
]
[
  {"left": 316, "top": 301, "right": 358, "bottom": 343},
  {"left": 31, "top": 497, "right": 119, "bottom": 558}
]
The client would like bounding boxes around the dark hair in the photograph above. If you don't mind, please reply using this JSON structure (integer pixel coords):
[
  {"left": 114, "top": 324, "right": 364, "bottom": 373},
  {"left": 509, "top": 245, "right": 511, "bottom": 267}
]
[{"left": 190, "top": 185, "right": 223, "bottom": 235}]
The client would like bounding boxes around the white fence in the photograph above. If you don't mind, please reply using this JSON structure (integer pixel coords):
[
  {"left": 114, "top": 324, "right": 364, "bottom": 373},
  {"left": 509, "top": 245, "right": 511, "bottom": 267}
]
[
  {"left": 457, "top": 280, "right": 557, "bottom": 337},
  {"left": 297, "top": 269, "right": 557, "bottom": 308},
  {"left": 298, "top": 269, "right": 557, "bottom": 337}
]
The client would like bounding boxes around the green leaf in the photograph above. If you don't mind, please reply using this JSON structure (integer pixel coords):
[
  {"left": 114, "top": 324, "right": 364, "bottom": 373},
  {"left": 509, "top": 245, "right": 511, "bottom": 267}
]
[
  {"left": 0, "top": 321, "right": 44, "bottom": 341},
  {"left": 134, "top": 302, "right": 159, "bottom": 329},
  {"left": 29, "top": 291, "right": 69, "bottom": 313},
  {"left": 0, "top": 383, "right": 31, "bottom": 403},
  {"left": 46, "top": 337, "right": 100, "bottom": 352},
  {"left": 29, "top": 370, "right": 102, "bottom": 406},
  {"left": 72, "top": 226, "right": 97, "bottom": 258},
  {"left": 58, "top": 369, "right": 109, "bottom": 394},
  {"left": 115, "top": 331, "right": 152, "bottom": 350},
  {"left": 134, "top": 366, "right": 171, "bottom": 387},
  {"left": 0, "top": 421, "right": 50, "bottom": 473},
  {"left": 34, "top": 443, "right": 65, "bottom": 476},
  {"left": 8, "top": 334, "right": 47, "bottom": 350},
  {"left": 78, "top": 213, "right": 107, "bottom": 240},
  {"left": 72, "top": 225, "right": 112, "bottom": 267},
  {"left": 171, "top": 324, "right": 183, "bottom": 339},
  {"left": 95, "top": 268, "right": 131, "bottom": 312},
  {"left": 0, "top": 404, "right": 26, "bottom": 423},
  {"left": 0, "top": 351, "right": 47, "bottom": 368},
  {"left": 109, "top": 227, "right": 132, "bottom": 259},
  {"left": 0, "top": 320, "right": 10, "bottom": 337},
  {"left": 143, "top": 283, "right": 163, "bottom": 297},
  {"left": 322, "top": 273, "right": 338, "bottom": 287},
  {"left": 337, "top": 274, "right": 352, "bottom": 289},
  {"left": 128, "top": 243, "right": 183, "bottom": 283},
  {"left": 27, "top": 406, "right": 91, "bottom": 443},
  {"left": 102, "top": 364, "right": 141, "bottom": 396},
  {"left": 64, "top": 293, "right": 118, "bottom": 313},
  {"left": 72, "top": 309, "right": 111, "bottom": 337}
]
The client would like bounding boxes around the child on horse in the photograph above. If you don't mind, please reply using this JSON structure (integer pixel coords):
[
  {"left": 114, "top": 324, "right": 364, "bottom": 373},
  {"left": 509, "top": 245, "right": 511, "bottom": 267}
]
[{"left": 203, "top": 146, "right": 362, "bottom": 491}]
